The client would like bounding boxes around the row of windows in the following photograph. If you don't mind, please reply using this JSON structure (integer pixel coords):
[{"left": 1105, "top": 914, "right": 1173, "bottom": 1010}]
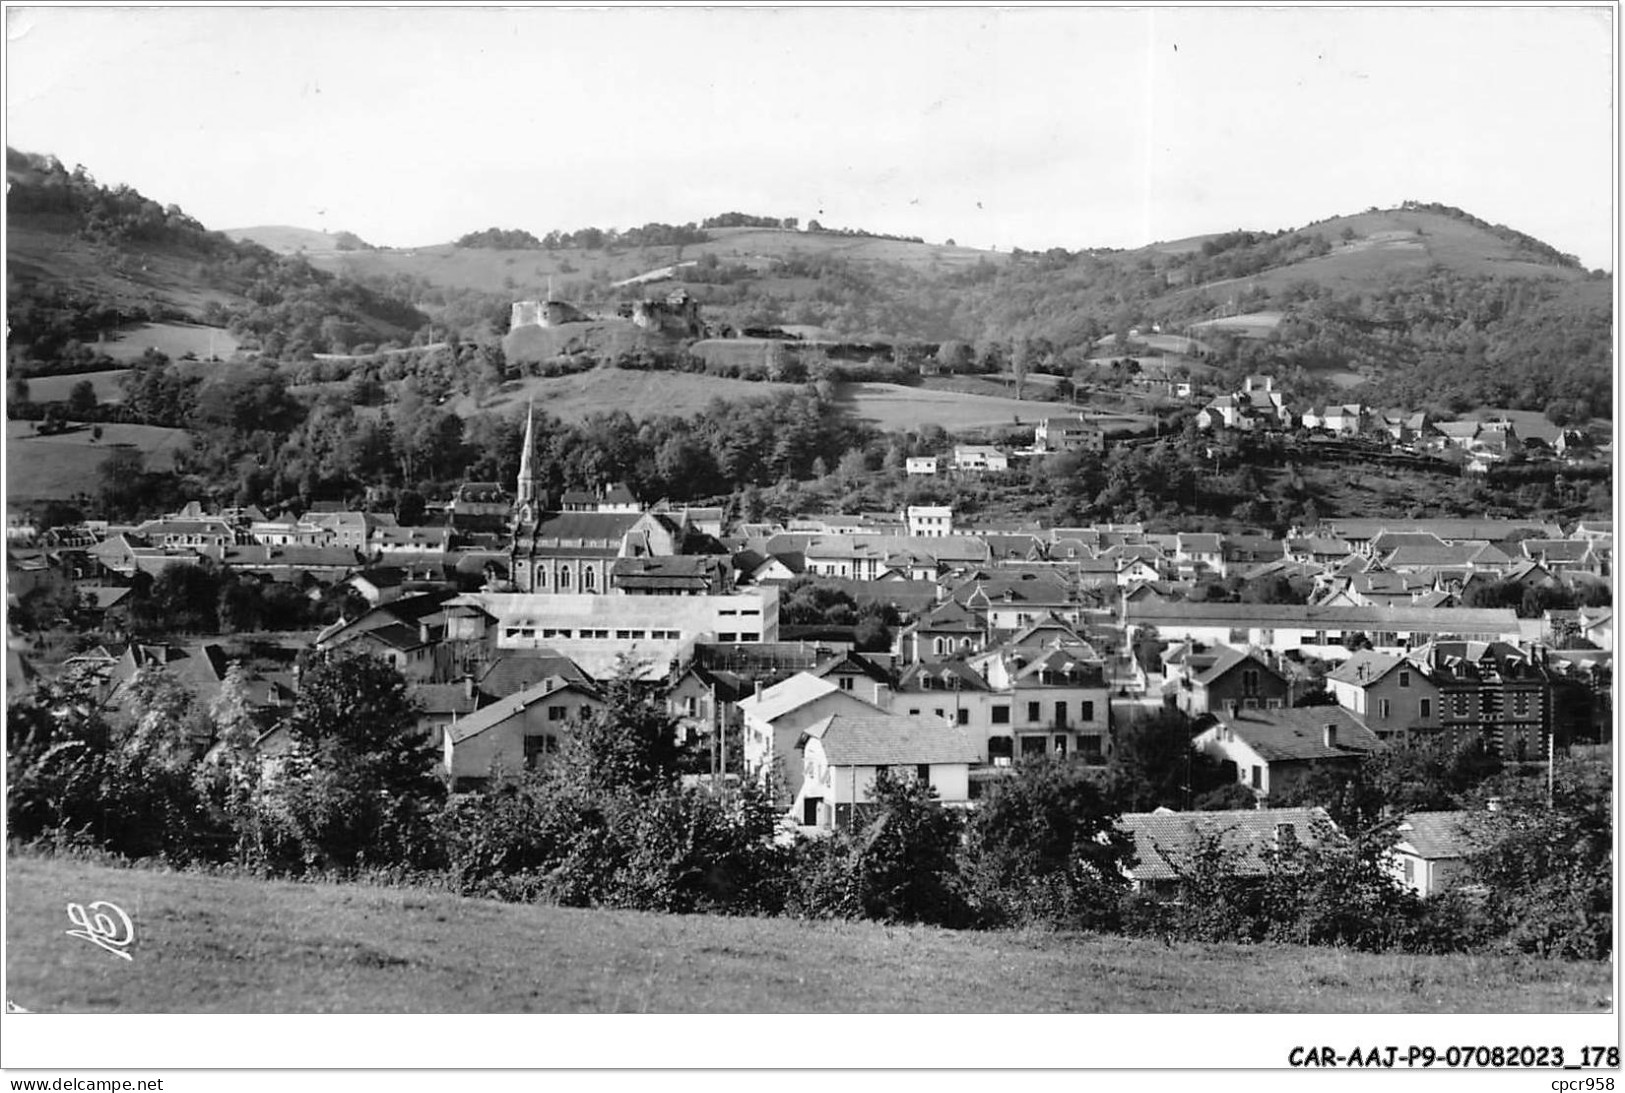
[
  {"left": 1377, "top": 697, "right": 1433, "bottom": 720},
  {"left": 987, "top": 701, "right": 1097, "bottom": 725},
  {"left": 502, "top": 627, "right": 686, "bottom": 641},
  {"left": 531, "top": 566, "right": 597, "bottom": 591},
  {"left": 716, "top": 608, "right": 761, "bottom": 617}
]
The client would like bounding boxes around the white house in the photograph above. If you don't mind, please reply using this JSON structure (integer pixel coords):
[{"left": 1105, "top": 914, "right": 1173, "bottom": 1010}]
[
  {"left": 952, "top": 445, "right": 1010, "bottom": 473},
  {"left": 904, "top": 505, "right": 954, "bottom": 538},
  {"left": 1389, "top": 810, "right": 1493, "bottom": 897},
  {"left": 791, "top": 713, "right": 981, "bottom": 831},
  {"left": 736, "top": 673, "right": 887, "bottom": 803},
  {"left": 905, "top": 456, "right": 939, "bottom": 476}
]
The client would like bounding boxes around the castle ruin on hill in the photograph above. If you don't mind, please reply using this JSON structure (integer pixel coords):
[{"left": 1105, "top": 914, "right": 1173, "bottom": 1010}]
[{"left": 508, "top": 287, "right": 703, "bottom": 340}]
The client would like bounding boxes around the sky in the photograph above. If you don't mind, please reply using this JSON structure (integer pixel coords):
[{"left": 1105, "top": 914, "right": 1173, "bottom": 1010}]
[{"left": 3, "top": 5, "right": 1617, "bottom": 269}]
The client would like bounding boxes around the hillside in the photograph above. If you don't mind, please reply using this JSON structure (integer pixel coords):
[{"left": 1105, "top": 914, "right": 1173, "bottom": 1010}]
[
  {"left": 7, "top": 144, "right": 1609, "bottom": 428},
  {"left": 5, "top": 147, "right": 424, "bottom": 366},
  {"left": 223, "top": 224, "right": 375, "bottom": 256},
  {"left": 6, "top": 855, "right": 1606, "bottom": 1017}
]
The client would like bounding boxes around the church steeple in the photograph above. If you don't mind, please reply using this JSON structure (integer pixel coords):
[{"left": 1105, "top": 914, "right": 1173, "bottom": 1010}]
[{"left": 515, "top": 400, "right": 538, "bottom": 524}]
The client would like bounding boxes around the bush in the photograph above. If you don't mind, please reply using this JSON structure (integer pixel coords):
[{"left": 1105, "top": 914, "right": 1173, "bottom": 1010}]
[
  {"left": 790, "top": 769, "right": 967, "bottom": 926},
  {"left": 959, "top": 758, "right": 1132, "bottom": 930}
]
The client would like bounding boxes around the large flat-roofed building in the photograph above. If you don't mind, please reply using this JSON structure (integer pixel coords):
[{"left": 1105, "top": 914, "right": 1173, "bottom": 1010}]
[{"left": 462, "top": 588, "right": 780, "bottom": 679}]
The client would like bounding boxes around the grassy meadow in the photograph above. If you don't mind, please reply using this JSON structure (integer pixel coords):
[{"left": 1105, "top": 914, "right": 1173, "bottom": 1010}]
[
  {"left": 96, "top": 321, "right": 240, "bottom": 363},
  {"left": 6, "top": 420, "right": 191, "bottom": 504},
  {"left": 451, "top": 368, "right": 808, "bottom": 422},
  {"left": 5, "top": 854, "right": 1607, "bottom": 1014},
  {"left": 22, "top": 368, "right": 131, "bottom": 405}
]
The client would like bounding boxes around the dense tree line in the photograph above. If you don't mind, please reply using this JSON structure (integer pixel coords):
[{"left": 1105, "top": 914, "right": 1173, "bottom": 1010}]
[{"left": 82, "top": 349, "right": 877, "bottom": 515}]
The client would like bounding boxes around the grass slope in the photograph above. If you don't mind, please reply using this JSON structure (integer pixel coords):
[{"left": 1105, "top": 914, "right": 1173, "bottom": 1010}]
[
  {"left": 449, "top": 368, "right": 807, "bottom": 421},
  {"left": 95, "top": 321, "right": 240, "bottom": 363},
  {"left": 222, "top": 225, "right": 365, "bottom": 256},
  {"left": 5, "top": 855, "right": 1606, "bottom": 1014},
  {"left": 7, "top": 221, "right": 239, "bottom": 316},
  {"left": 7, "top": 421, "right": 191, "bottom": 504},
  {"left": 23, "top": 369, "right": 130, "bottom": 405},
  {"left": 1160, "top": 209, "right": 1591, "bottom": 315},
  {"left": 837, "top": 381, "right": 1073, "bottom": 432}
]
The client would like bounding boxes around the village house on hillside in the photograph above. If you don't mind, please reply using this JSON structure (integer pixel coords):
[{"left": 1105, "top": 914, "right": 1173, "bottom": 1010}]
[{"left": 1194, "top": 706, "right": 1382, "bottom": 800}]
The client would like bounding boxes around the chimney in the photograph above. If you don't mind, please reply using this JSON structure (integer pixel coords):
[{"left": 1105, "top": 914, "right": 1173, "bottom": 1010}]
[
  {"left": 464, "top": 674, "right": 475, "bottom": 702},
  {"left": 1323, "top": 722, "right": 1338, "bottom": 748},
  {"left": 419, "top": 621, "right": 431, "bottom": 645},
  {"left": 755, "top": 679, "right": 764, "bottom": 702}
]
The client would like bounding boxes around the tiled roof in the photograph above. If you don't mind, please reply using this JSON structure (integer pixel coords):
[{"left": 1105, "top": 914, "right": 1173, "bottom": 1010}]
[
  {"left": 445, "top": 677, "right": 599, "bottom": 744},
  {"left": 523, "top": 512, "right": 642, "bottom": 540},
  {"left": 804, "top": 714, "right": 981, "bottom": 767},
  {"left": 896, "top": 660, "right": 991, "bottom": 693},
  {"left": 1324, "top": 650, "right": 1407, "bottom": 687},
  {"left": 1394, "top": 810, "right": 1493, "bottom": 860},
  {"left": 1122, "top": 602, "right": 1521, "bottom": 633},
  {"left": 411, "top": 682, "right": 482, "bottom": 716},
  {"left": 478, "top": 653, "right": 594, "bottom": 699},
  {"left": 1216, "top": 707, "right": 1381, "bottom": 762},
  {"left": 1117, "top": 807, "right": 1340, "bottom": 882},
  {"left": 736, "top": 673, "right": 843, "bottom": 722},
  {"left": 1189, "top": 645, "right": 1281, "bottom": 687}
]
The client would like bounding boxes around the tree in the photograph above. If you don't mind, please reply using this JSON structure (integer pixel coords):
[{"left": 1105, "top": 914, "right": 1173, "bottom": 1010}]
[
  {"left": 1106, "top": 709, "right": 1226, "bottom": 811},
  {"left": 557, "top": 659, "right": 684, "bottom": 797},
  {"left": 935, "top": 340, "right": 972, "bottom": 374},
  {"left": 959, "top": 757, "right": 1134, "bottom": 929},
  {"left": 795, "top": 768, "right": 967, "bottom": 925},
  {"left": 67, "top": 379, "right": 98, "bottom": 416},
  {"left": 1010, "top": 336, "right": 1031, "bottom": 400},
  {"left": 257, "top": 650, "right": 441, "bottom": 871},
  {"left": 1468, "top": 757, "right": 1611, "bottom": 959}
]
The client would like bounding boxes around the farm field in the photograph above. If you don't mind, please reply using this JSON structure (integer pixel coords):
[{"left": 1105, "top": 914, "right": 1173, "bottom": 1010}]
[
  {"left": 838, "top": 381, "right": 1150, "bottom": 434},
  {"left": 96, "top": 321, "right": 240, "bottom": 363},
  {"left": 22, "top": 368, "right": 130, "bottom": 405},
  {"left": 6, "top": 855, "right": 1608, "bottom": 1019},
  {"left": 448, "top": 368, "right": 806, "bottom": 422},
  {"left": 6, "top": 420, "right": 191, "bottom": 504}
]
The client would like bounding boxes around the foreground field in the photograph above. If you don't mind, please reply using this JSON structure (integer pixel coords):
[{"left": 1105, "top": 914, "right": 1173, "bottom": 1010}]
[
  {"left": 5, "top": 855, "right": 1607, "bottom": 1014},
  {"left": 7, "top": 421, "right": 191, "bottom": 504}
]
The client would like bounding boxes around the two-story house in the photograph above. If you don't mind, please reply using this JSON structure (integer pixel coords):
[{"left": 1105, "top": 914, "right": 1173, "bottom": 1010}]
[
  {"left": 791, "top": 714, "right": 981, "bottom": 831},
  {"left": 1323, "top": 650, "right": 1442, "bottom": 742}
]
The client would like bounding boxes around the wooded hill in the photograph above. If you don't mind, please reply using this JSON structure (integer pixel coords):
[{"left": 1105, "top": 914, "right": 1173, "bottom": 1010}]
[{"left": 6, "top": 148, "right": 424, "bottom": 370}]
